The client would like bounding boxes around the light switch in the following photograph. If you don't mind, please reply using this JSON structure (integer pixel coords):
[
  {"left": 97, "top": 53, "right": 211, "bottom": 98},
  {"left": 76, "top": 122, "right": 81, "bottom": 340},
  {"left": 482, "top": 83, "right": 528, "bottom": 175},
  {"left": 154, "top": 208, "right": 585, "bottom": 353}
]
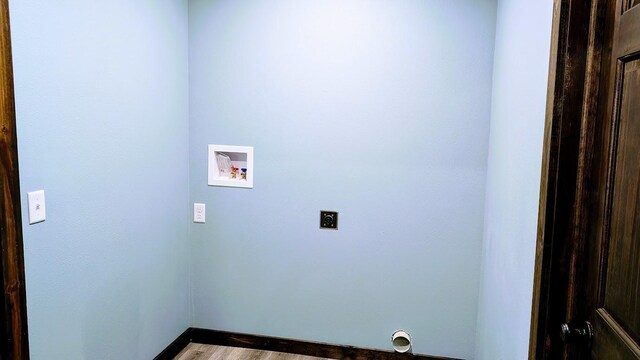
[
  {"left": 194, "top": 203, "right": 205, "bottom": 223},
  {"left": 27, "top": 190, "right": 46, "bottom": 224}
]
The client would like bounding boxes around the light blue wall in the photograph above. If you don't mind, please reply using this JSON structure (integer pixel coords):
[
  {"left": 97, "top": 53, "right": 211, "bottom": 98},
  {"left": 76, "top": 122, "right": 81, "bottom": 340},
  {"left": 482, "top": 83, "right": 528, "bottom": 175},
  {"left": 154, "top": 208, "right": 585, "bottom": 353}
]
[
  {"left": 9, "top": 1, "right": 553, "bottom": 358},
  {"left": 10, "top": 1, "right": 190, "bottom": 359},
  {"left": 475, "top": 0, "right": 553, "bottom": 359},
  {"left": 188, "top": 1, "right": 496, "bottom": 358}
]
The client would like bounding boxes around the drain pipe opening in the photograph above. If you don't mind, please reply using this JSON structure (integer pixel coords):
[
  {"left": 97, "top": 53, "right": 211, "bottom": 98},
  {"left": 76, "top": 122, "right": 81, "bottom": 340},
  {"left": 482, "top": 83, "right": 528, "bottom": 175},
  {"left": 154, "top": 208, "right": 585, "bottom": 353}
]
[{"left": 391, "top": 330, "right": 412, "bottom": 353}]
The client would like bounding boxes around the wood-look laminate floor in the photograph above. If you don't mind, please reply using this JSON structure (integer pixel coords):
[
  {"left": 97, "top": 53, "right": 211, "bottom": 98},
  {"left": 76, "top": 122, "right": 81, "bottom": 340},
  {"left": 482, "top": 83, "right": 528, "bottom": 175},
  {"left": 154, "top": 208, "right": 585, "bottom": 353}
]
[{"left": 174, "top": 343, "right": 335, "bottom": 360}]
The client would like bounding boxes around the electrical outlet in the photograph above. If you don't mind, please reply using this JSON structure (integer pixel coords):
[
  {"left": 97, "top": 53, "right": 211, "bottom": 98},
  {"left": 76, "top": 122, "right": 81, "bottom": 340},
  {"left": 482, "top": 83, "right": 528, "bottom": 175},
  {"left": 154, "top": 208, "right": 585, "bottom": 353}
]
[
  {"left": 194, "top": 203, "right": 206, "bottom": 223},
  {"left": 320, "top": 211, "right": 338, "bottom": 230}
]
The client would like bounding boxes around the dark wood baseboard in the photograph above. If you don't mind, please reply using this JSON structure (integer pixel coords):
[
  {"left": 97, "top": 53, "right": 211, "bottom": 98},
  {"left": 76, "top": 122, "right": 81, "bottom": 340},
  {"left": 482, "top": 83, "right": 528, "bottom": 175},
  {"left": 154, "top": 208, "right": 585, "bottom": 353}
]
[
  {"left": 154, "top": 328, "right": 194, "bottom": 360},
  {"left": 155, "top": 327, "right": 462, "bottom": 360}
]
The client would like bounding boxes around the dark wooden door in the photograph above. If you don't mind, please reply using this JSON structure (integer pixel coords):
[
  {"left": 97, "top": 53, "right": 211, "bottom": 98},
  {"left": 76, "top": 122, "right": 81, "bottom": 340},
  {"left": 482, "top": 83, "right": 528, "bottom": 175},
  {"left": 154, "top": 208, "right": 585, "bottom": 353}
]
[
  {"left": 589, "top": 1, "right": 640, "bottom": 358},
  {"left": 530, "top": 0, "right": 640, "bottom": 358}
]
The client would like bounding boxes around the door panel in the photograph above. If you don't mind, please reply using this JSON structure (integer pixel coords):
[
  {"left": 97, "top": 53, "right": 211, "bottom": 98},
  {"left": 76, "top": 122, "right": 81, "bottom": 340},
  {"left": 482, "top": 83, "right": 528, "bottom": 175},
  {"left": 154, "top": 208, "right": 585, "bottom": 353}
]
[
  {"left": 596, "top": 54, "right": 640, "bottom": 358},
  {"left": 618, "top": 6, "right": 640, "bottom": 56},
  {"left": 625, "top": 0, "right": 640, "bottom": 13},
  {"left": 594, "top": 309, "right": 640, "bottom": 359},
  {"left": 592, "top": 1, "right": 640, "bottom": 358},
  {"left": 604, "top": 56, "right": 640, "bottom": 342}
]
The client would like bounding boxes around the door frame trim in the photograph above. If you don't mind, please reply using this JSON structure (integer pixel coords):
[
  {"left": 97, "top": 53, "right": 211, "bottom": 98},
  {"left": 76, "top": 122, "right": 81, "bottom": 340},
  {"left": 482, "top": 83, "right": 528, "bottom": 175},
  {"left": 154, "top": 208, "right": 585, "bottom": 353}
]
[
  {"left": 529, "top": 0, "right": 608, "bottom": 358},
  {"left": 0, "top": 0, "right": 30, "bottom": 358}
]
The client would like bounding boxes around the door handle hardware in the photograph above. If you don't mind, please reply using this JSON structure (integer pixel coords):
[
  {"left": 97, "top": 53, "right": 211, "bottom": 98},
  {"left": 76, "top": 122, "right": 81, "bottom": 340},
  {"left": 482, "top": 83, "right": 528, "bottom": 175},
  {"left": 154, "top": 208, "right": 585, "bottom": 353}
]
[{"left": 560, "top": 321, "right": 594, "bottom": 348}]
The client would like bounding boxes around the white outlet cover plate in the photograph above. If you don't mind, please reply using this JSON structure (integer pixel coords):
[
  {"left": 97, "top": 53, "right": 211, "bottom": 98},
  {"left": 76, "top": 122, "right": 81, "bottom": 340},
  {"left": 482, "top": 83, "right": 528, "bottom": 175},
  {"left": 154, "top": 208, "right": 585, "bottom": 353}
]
[
  {"left": 27, "top": 190, "right": 46, "bottom": 224},
  {"left": 194, "top": 203, "right": 205, "bottom": 223}
]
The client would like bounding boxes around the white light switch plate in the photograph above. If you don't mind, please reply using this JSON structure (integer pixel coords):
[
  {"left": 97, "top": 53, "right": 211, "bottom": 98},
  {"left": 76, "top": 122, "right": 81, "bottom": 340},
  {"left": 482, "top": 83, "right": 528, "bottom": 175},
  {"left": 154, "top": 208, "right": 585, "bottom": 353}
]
[
  {"left": 27, "top": 190, "right": 46, "bottom": 224},
  {"left": 194, "top": 203, "right": 205, "bottom": 223}
]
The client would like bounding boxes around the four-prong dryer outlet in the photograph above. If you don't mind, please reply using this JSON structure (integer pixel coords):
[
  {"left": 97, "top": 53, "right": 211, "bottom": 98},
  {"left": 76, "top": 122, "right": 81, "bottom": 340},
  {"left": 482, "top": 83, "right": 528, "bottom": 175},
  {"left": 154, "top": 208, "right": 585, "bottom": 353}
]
[{"left": 320, "top": 211, "right": 338, "bottom": 229}]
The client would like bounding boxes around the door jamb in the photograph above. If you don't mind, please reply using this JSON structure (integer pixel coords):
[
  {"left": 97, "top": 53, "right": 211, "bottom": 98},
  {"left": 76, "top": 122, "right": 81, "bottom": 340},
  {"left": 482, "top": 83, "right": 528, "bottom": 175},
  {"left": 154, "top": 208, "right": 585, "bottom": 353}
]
[
  {"left": 529, "top": 0, "right": 608, "bottom": 358},
  {"left": 0, "top": 0, "right": 30, "bottom": 358}
]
